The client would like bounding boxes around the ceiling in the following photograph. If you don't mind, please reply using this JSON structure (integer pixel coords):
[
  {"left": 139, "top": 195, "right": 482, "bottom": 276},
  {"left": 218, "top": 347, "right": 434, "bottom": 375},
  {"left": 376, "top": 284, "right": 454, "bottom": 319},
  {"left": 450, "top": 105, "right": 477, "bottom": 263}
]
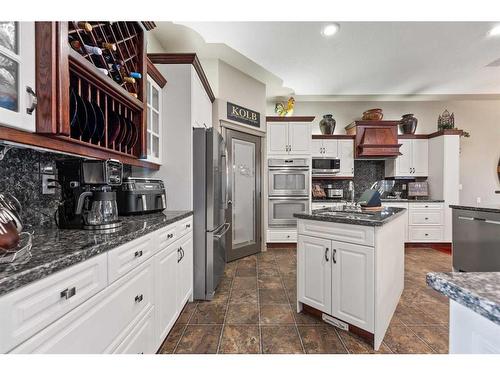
[{"left": 152, "top": 22, "right": 500, "bottom": 99}]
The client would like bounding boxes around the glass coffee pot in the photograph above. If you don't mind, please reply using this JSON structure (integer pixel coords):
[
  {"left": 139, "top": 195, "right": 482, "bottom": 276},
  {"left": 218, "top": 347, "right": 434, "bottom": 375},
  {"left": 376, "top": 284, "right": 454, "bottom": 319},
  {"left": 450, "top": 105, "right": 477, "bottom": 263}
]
[{"left": 76, "top": 189, "right": 122, "bottom": 231}]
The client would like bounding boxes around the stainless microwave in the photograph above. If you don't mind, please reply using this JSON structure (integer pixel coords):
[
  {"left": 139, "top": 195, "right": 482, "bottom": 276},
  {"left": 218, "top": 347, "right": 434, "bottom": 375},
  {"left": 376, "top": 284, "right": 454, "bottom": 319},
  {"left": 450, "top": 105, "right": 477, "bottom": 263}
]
[{"left": 312, "top": 158, "right": 340, "bottom": 176}]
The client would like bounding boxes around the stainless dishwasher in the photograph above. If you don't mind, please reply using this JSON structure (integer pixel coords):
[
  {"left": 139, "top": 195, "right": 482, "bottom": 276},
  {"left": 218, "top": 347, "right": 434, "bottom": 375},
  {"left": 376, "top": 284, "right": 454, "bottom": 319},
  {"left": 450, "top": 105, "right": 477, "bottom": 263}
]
[{"left": 452, "top": 208, "right": 500, "bottom": 272}]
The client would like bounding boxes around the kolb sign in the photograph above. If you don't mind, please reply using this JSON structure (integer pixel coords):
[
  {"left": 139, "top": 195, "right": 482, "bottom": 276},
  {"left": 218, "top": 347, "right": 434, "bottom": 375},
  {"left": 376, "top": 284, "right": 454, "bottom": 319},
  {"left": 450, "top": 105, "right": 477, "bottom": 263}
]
[{"left": 227, "top": 102, "right": 260, "bottom": 128}]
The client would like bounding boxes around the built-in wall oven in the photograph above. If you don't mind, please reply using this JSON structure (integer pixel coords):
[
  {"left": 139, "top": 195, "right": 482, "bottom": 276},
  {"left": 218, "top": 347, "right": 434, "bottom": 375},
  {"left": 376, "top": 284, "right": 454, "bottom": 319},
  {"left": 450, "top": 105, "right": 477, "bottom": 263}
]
[{"left": 268, "top": 158, "right": 309, "bottom": 227}]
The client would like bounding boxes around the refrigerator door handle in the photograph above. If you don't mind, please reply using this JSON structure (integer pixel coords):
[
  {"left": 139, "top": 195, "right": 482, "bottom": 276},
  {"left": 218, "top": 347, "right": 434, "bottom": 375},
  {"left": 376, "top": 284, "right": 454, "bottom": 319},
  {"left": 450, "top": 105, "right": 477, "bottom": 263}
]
[
  {"left": 213, "top": 222, "right": 231, "bottom": 240},
  {"left": 222, "top": 142, "right": 230, "bottom": 209}
]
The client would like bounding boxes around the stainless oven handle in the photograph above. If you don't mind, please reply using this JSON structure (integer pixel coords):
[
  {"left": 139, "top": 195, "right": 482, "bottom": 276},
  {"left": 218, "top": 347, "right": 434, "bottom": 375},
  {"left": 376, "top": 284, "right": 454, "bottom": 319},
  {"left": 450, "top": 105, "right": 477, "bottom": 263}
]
[
  {"left": 268, "top": 197, "right": 309, "bottom": 200},
  {"left": 268, "top": 167, "right": 310, "bottom": 171}
]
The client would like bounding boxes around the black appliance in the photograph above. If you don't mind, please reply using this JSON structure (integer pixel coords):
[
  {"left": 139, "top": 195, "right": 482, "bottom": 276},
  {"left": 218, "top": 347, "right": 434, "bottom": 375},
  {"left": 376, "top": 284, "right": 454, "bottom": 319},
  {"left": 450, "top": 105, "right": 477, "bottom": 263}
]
[
  {"left": 56, "top": 158, "right": 123, "bottom": 230},
  {"left": 312, "top": 158, "right": 340, "bottom": 176},
  {"left": 116, "top": 177, "right": 166, "bottom": 215}
]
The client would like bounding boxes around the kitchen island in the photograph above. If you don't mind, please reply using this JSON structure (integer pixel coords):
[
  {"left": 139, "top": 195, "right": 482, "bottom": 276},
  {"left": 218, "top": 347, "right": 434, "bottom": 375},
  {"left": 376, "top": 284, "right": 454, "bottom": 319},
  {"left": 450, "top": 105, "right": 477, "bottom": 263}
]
[{"left": 294, "top": 206, "right": 406, "bottom": 350}]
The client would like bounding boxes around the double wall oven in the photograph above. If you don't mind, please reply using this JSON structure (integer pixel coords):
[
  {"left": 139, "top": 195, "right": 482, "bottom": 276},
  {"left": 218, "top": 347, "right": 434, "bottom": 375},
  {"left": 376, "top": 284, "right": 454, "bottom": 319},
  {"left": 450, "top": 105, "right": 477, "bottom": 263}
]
[{"left": 268, "top": 158, "right": 310, "bottom": 227}]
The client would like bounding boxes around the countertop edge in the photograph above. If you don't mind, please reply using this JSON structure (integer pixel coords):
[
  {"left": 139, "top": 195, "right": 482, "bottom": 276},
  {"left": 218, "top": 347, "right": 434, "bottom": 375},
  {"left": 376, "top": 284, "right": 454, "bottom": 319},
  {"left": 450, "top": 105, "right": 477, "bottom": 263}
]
[
  {"left": 0, "top": 211, "right": 193, "bottom": 297},
  {"left": 294, "top": 208, "right": 406, "bottom": 227},
  {"left": 426, "top": 272, "right": 500, "bottom": 325},
  {"left": 449, "top": 205, "right": 500, "bottom": 214}
]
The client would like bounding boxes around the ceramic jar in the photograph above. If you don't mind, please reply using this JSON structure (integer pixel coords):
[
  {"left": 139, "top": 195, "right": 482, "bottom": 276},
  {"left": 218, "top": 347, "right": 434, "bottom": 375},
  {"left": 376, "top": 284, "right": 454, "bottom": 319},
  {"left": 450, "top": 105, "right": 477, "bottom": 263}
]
[
  {"left": 319, "top": 114, "right": 336, "bottom": 134},
  {"left": 399, "top": 113, "right": 418, "bottom": 134}
]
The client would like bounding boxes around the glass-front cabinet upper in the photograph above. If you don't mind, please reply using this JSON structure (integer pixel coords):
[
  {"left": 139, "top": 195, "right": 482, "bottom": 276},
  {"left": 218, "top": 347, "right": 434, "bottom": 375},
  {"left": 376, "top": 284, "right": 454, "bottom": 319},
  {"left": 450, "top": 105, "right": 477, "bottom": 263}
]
[
  {"left": 0, "top": 22, "right": 36, "bottom": 132},
  {"left": 145, "top": 75, "right": 162, "bottom": 164}
]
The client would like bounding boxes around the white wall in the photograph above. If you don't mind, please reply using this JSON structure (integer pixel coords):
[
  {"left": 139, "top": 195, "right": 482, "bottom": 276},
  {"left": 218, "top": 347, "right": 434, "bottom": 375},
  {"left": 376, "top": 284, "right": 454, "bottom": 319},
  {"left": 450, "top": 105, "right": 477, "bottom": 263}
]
[{"left": 266, "top": 100, "right": 500, "bottom": 206}]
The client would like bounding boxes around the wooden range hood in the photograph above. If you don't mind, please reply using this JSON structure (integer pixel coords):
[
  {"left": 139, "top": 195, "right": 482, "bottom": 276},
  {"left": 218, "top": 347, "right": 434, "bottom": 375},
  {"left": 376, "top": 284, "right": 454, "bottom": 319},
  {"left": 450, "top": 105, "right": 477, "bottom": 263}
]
[{"left": 345, "top": 121, "right": 402, "bottom": 158}]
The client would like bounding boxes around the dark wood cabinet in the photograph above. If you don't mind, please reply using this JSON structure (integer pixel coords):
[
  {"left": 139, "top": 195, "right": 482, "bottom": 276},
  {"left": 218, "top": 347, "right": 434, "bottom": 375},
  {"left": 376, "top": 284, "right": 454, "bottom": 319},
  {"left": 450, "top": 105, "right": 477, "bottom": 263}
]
[{"left": 0, "top": 21, "right": 158, "bottom": 170}]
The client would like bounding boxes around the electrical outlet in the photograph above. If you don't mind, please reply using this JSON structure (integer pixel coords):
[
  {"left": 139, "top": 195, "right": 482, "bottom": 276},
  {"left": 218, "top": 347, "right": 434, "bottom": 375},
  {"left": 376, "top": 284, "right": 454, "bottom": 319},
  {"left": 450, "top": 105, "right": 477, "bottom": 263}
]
[{"left": 42, "top": 174, "right": 56, "bottom": 195}]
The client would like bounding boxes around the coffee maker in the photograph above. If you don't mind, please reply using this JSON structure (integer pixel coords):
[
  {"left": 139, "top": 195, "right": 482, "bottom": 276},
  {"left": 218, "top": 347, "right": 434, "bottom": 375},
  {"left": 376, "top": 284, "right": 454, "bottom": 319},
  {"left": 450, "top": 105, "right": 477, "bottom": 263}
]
[{"left": 56, "top": 159, "right": 123, "bottom": 231}]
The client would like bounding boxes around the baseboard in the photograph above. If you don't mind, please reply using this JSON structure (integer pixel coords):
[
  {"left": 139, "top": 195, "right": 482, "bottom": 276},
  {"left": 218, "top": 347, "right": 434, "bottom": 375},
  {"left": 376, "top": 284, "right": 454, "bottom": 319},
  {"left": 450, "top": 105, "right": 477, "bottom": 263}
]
[
  {"left": 405, "top": 242, "right": 452, "bottom": 255},
  {"left": 266, "top": 242, "right": 297, "bottom": 249}
]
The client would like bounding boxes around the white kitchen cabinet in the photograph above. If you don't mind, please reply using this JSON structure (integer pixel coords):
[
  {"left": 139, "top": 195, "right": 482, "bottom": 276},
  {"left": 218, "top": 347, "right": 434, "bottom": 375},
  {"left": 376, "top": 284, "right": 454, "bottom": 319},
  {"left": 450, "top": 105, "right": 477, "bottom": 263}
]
[
  {"left": 311, "top": 138, "right": 338, "bottom": 157},
  {"left": 267, "top": 121, "right": 311, "bottom": 155},
  {"left": 331, "top": 240, "right": 374, "bottom": 332},
  {"left": 0, "top": 22, "right": 36, "bottom": 132},
  {"left": 113, "top": 306, "right": 156, "bottom": 354},
  {"left": 297, "top": 235, "right": 332, "bottom": 313},
  {"left": 338, "top": 139, "right": 354, "bottom": 177},
  {"left": 145, "top": 75, "right": 162, "bottom": 164},
  {"left": 191, "top": 70, "right": 212, "bottom": 128},
  {"left": 0, "top": 252, "right": 107, "bottom": 353},
  {"left": 176, "top": 233, "right": 194, "bottom": 308},
  {"left": 155, "top": 242, "right": 180, "bottom": 347},
  {"left": 11, "top": 259, "right": 155, "bottom": 354},
  {"left": 385, "top": 139, "right": 428, "bottom": 177}
]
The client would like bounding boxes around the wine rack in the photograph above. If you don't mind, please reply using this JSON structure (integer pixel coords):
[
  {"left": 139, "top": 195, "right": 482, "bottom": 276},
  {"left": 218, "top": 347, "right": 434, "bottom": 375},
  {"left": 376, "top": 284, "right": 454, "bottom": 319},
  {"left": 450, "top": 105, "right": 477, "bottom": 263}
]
[
  {"left": 68, "top": 21, "right": 142, "bottom": 98},
  {"left": 32, "top": 22, "right": 152, "bottom": 168}
]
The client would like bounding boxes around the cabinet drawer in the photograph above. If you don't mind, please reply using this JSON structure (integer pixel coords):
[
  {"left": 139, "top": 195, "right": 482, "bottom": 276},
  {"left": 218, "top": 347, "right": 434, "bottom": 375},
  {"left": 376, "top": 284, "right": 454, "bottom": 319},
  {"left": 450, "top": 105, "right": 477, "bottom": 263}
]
[
  {"left": 113, "top": 306, "right": 156, "bottom": 354},
  {"left": 0, "top": 253, "right": 107, "bottom": 353},
  {"left": 158, "top": 224, "right": 177, "bottom": 249},
  {"left": 298, "top": 219, "right": 374, "bottom": 247},
  {"left": 409, "top": 210, "right": 443, "bottom": 225},
  {"left": 267, "top": 230, "right": 297, "bottom": 243},
  {"left": 108, "top": 232, "right": 158, "bottom": 283},
  {"left": 409, "top": 202, "right": 443, "bottom": 210},
  {"left": 11, "top": 259, "right": 154, "bottom": 354},
  {"left": 408, "top": 226, "right": 444, "bottom": 242},
  {"left": 176, "top": 217, "right": 193, "bottom": 239}
]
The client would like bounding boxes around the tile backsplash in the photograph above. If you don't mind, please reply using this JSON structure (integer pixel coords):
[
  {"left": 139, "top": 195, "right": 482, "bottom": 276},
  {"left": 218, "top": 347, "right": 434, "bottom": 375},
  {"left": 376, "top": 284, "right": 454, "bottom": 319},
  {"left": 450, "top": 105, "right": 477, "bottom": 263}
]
[{"left": 0, "top": 147, "right": 65, "bottom": 227}]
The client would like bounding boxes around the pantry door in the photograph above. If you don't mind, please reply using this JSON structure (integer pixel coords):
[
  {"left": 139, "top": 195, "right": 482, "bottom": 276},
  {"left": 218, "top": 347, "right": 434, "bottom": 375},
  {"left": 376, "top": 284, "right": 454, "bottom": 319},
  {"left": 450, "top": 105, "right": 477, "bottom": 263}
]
[{"left": 224, "top": 128, "right": 261, "bottom": 262}]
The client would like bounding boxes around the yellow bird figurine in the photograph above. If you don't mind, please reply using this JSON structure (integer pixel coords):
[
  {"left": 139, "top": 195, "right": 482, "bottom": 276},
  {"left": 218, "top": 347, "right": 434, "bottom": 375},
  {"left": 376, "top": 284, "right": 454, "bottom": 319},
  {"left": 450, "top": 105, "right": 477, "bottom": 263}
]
[{"left": 274, "top": 96, "right": 295, "bottom": 117}]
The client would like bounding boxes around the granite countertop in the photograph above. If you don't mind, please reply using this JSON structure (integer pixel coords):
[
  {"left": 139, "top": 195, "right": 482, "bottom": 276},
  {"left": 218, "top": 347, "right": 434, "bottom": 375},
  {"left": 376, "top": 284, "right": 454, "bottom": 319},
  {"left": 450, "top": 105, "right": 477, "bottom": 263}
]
[
  {"left": 381, "top": 198, "right": 444, "bottom": 203},
  {"left": 450, "top": 204, "right": 500, "bottom": 214},
  {"left": 0, "top": 210, "right": 193, "bottom": 297},
  {"left": 427, "top": 272, "right": 500, "bottom": 325},
  {"left": 294, "top": 206, "right": 406, "bottom": 227}
]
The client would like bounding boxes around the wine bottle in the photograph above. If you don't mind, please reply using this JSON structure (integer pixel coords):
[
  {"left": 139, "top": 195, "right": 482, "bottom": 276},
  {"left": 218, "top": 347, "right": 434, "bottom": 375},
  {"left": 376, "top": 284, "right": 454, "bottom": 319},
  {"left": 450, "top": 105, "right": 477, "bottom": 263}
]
[
  {"left": 129, "top": 72, "right": 142, "bottom": 79},
  {"left": 97, "top": 68, "right": 109, "bottom": 76},
  {"left": 77, "top": 22, "right": 93, "bottom": 32},
  {"left": 130, "top": 92, "right": 138, "bottom": 99},
  {"left": 101, "top": 42, "right": 117, "bottom": 52},
  {"left": 123, "top": 77, "right": 136, "bottom": 84}
]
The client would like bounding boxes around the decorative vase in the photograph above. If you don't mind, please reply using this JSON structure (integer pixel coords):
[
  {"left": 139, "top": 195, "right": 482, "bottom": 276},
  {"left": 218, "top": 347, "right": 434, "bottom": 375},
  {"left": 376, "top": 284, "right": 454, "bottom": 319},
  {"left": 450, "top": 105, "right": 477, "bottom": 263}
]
[
  {"left": 399, "top": 113, "right": 418, "bottom": 134},
  {"left": 319, "top": 114, "right": 336, "bottom": 134}
]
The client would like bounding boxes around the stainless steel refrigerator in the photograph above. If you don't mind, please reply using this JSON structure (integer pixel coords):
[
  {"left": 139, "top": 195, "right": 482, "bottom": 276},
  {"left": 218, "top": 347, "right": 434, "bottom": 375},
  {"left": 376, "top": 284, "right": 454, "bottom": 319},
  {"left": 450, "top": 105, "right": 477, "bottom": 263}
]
[{"left": 193, "top": 127, "right": 230, "bottom": 300}]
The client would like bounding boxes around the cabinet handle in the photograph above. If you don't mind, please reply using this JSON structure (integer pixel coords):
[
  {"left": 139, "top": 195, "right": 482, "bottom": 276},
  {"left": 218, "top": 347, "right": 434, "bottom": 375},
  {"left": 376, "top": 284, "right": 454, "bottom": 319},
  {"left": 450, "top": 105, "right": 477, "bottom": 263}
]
[
  {"left": 134, "top": 250, "right": 143, "bottom": 258},
  {"left": 26, "top": 86, "right": 37, "bottom": 115},
  {"left": 185, "top": 223, "right": 191, "bottom": 229},
  {"left": 178, "top": 247, "right": 184, "bottom": 262},
  {"left": 181, "top": 247, "right": 185, "bottom": 260},
  {"left": 135, "top": 294, "right": 144, "bottom": 303},
  {"left": 60, "top": 287, "right": 76, "bottom": 300},
  {"left": 424, "top": 233, "right": 429, "bottom": 236},
  {"left": 332, "top": 249, "right": 337, "bottom": 264},
  {"left": 425, "top": 217, "right": 429, "bottom": 220},
  {"left": 325, "top": 248, "right": 329, "bottom": 262},
  {"left": 167, "top": 233, "right": 174, "bottom": 239}
]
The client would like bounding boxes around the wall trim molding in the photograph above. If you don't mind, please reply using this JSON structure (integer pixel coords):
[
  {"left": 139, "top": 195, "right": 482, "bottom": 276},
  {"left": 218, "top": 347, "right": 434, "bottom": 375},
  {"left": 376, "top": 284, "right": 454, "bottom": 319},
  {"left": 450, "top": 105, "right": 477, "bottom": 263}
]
[{"left": 148, "top": 53, "right": 215, "bottom": 103}]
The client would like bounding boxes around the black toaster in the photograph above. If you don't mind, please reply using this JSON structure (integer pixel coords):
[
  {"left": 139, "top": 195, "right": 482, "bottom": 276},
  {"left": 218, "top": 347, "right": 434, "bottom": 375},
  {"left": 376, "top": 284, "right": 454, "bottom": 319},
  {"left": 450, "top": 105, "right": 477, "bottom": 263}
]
[{"left": 116, "top": 177, "right": 166, "bottom": 215}]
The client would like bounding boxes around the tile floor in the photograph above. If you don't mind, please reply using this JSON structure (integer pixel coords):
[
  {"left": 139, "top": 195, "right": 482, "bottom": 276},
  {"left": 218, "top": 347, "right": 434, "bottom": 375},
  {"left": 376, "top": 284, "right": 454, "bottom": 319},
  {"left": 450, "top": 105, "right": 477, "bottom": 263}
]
[{"left": 159, "top": 247, "right": 451, "bottom": 354}]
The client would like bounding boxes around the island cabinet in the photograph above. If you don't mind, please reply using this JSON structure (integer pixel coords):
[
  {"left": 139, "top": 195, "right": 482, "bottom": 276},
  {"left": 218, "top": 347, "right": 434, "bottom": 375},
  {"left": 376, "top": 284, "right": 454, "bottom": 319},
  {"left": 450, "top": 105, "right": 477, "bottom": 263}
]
[
  {"left": 297, "top": 215, "right": 405, "bottom": 350},
  {"left": 3, "top": 216, "right": 193, "bottom": 354}
]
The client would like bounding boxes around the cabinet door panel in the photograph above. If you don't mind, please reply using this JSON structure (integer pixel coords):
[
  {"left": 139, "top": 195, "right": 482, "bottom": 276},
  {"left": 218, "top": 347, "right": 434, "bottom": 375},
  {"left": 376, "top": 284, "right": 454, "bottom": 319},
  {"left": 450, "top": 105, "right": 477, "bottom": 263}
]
[
  {"left": 267, "top": 122, "right": 288, "bottom": 154},
  {"left": 155, "top": 243, "right": 179, "bottom": 347},
  {"left": 331, "top": 241, "right": 374, "bottom": 332},
  {"left": 412, "top": 139, "right": 428, "bottom": 176},
  {"left": 288, "top": 122, "right": 311, "bottom": 154},
  {"left": 323, "top": 139, "right": 338, "bottom": 157},
  {"left": 395, "top": 139, "right": 412, "bottom": 176},
  {"left": 297, "top": 235, "right": 332, "bottom": 314},
  {"left": 338, "top": 139, "right": 354, "bottom": 176},
  {"left": 311, "top": 139, "right": 324, "bottom": 157},
  {"left": 176, "top": 234, "right": 193, "bottom": 308}
]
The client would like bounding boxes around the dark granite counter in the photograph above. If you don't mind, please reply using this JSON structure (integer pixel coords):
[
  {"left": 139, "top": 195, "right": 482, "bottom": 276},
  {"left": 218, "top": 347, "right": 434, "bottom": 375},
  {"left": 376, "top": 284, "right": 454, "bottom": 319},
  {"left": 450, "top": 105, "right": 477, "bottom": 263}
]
[
  {"left": 381, "top": 198, "right": 444, "bottom": 203},
  {"left": 294, "top": 207, "right": 406, "bottom": 227},
  {"left": 0, "top": 211, "right": 193, "bottom": 297},
  {"left": 427, "top": 272, "right": 500, "bottom": 325},
  {"left": 450, "top": 204, "right": 500, "bottom": 214}
]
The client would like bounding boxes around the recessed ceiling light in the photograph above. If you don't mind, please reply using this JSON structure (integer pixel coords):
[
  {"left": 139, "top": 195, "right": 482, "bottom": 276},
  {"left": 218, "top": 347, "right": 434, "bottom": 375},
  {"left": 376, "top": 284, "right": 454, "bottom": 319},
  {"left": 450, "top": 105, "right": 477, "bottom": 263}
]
[
  {"left": 322, "top": 23, "right": 340, "bottom": 37},
  {"left": 488, "top": 25, "right": 500, "bottom": 37}
]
